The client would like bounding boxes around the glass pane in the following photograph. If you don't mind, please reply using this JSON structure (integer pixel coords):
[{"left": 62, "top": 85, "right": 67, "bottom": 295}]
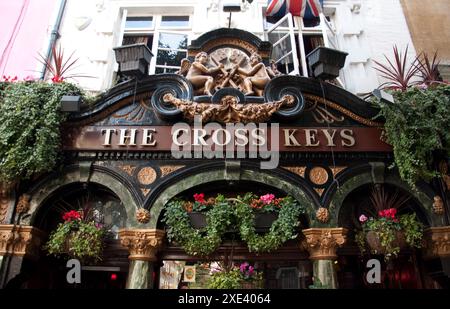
[
  {"left": 160, "top": 16, "right": 190, "bottom": 27},
  {"left": 155, "top": 67, "right": 180, "bottom": 74},
  {"left": 274, "top": 53, "right": 295, "bottom": 75},
  {"left": 156, "top": 50, "right": 187, "bottom": 66},
  {"left": 158, "top": 33, "right": 188, "bottom": 50},
  {"left": 125, "top": 17, "right": 153, "bottom": 29},
  {"left": 272, "top": 37, "right": 293, "bottom": 62},
  {"left": 268, "top": 31, "right": 289, "bottom": 46}
]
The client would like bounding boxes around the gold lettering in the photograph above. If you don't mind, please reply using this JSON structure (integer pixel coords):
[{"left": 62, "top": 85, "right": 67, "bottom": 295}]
[
  {"left": 101, "top": 129, "right": 116, "bottom": 146},
  {"left": 118, "top": 129, "right": 137, "bottom": 146},
  {"left": 305, "top": 129, "right": 320, "bottom": 147},
  {"left": 322, "top": 129, "right": 337, "bottom": 147},
  {"left": 341, "top": 129, "right": 355, "bottom": 147},
  {"left": 142, "top": 128, "right": 157, "bottom": 146},
  {"left": 283, "top": 129, "right": 301, "bottom": 146}
]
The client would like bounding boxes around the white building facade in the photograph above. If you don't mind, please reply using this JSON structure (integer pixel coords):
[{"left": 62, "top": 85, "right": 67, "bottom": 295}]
[{"left": 51, "top": 0, "right": 418, "bottom": 96}]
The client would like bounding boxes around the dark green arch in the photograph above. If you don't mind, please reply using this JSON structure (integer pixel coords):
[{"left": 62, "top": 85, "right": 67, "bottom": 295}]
[{"left": 19, "top": 165, "right": 140, "bottom": 228}]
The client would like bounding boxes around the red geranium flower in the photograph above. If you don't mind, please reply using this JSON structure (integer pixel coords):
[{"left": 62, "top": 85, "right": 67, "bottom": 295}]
[
  {"left": 193, "top": 193, "right": 206, "bottom": 204},
  {"left": 62, "top": 210, "right": 81, "bottom": 222}
]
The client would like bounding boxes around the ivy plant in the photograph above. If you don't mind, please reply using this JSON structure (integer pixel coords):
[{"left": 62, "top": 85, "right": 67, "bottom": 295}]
[
  {"left": 162, "top": 194, "right": 234, "bottom": 256},
  {"left": 235, "top": 195, "right": 304, "bottom": 253},
  {"left": 0, "top": 81, "right": 87, "bottom": 182},
  {"left": 374, "top": 85, "right": 450, "bottom": 188}
]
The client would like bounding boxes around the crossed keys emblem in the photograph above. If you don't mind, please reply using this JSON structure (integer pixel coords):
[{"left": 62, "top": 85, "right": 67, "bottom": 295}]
[{"left": 209, "top": 48, "right": 249, "bottom": 92}]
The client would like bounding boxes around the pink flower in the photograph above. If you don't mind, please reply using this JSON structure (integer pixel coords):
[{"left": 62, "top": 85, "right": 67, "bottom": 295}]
[
  {"left": 240, "top": 262, "right": 249, "bottom": 273},
  {"left": 260, "top": 194, "right": 275, "bottom": 205},
  {"left": 359, "top": 214, "right": 368, "bottom": 223},
  {"left": 248, "top": 266, "right": 254, "bottom": 276}
]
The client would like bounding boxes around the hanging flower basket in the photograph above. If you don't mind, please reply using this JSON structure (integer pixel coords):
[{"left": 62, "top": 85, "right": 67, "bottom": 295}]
[
  {"left": 253, "top": 212, "right": 278, "bottom": 232},
  {"left": 44, "top": 210, "right": 106, "bottom": 263},
  {"left": 188, "top": 212, "right": 207, "bottom": 229},
  {"left": 365, "top": 230, "right": 407, "bottom": 255}
]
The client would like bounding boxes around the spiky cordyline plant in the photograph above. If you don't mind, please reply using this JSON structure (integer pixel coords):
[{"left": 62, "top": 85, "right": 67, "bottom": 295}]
[
  {"left": 373, "top": 45, "right": 420, "bottom": 92},
  {"left": 369, "top": 185, "right": 411, "bottom": 213},
  {"left": 415, "top": 51, "right": 443, "bottom": 85},
  {"left": 38, "top": 44, "right": 91, "bottom": 83}
]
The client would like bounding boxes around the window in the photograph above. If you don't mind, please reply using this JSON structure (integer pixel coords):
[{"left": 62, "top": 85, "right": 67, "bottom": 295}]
[
  {"left": 263, "top": 9, "right": 340, "bottom": 81},
  {"left": 122, "top": 15, "right": 190, "bottom": 74}
]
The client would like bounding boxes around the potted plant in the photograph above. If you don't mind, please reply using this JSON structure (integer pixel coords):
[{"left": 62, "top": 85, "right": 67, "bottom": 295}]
[
  {"left": 355, "top": 186, "right": 424, "bottom": 261},
  {"left": 44, "top": 209, "right": 106, "bottom": 263},
  {"left": 235, "top": 193, "right": 305, "bottom": 253},
  {"left": 372, "top": 47, "right": 450, "bottom": 188},
  {"left": 207, "top": 262, "right": 263, "bottom": 289},
  {"left": 163, "top": 192, "right": 305, "bottom": 256},
  {"left": 162, "top": 194, "right": 234, "bottom": 256}
]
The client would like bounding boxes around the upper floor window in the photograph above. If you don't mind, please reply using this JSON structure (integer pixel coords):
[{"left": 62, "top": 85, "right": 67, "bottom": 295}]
[{"left": 122, "top": 15, "right": 191, "bottom": 74}]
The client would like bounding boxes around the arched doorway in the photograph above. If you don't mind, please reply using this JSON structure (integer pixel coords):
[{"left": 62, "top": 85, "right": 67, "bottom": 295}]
[
  {"left": 154, "top": 179, "right": 313, "bottom": 289},
  {"left": 335, "top": 183, "right": 432, "bottom": 289},
  {"left": 12, "top": 183, "right": 129, "bottom": 289}
]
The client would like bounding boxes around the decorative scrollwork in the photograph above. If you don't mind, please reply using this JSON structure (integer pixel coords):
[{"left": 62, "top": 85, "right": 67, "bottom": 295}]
[
  {"left": 162, "top": 93, "right": 294, "bottom": 124},
  {"left": 264, "top": 76, "right": 305, "bottom": 120}
]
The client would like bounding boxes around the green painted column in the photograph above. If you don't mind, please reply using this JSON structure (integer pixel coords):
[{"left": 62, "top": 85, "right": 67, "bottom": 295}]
[
  {"left": 302, "top": 228, "right": 347, "bottom": 289},
  {"left": 126, "top": 260, "right": 155, "bottom": 289},
  {"left": 312, "top": 260, "right": 337, "bottom": 289},
  {"left": 119, "top": 229, "right": 165, "bottom": 289}
]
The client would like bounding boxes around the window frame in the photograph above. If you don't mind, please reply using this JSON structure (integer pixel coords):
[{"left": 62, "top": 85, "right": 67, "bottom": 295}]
[{"left": 123, "top": 14, "right": 192, "bottom": 75}]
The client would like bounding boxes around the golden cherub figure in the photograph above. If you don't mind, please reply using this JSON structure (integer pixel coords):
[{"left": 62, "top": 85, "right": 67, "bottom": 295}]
[
  {"left": 179, "top": 52, "right": 224, "bottom": 96},
  {"left": 237, "top": 53, "right": 271, "bottom": 96}
]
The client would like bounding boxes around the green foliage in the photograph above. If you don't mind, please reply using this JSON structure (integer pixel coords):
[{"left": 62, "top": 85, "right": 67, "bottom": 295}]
[
  {"left": 374, "top": 85, "right": 450, "bottom": 188},
  {"left": 45, "top": 219, "right": 105, "bottom": 263},
  {"left": 399, "top": 213, "right": 424, "bottom": 248},
  {"left": 207, "top": 269, "right": 242, "bottom": 289},
  {"left": 163, "top": 194, "right": 305, "bottom": 256},
  {"left": 162, "top": 195, "right": 234, "bottom": 256},
  {"left": 207, "top": 265, "right": 264, "bottom": 289},
  {"left": 235, "top": 195, "right": 304, "bottom": 253},
  {"left": 0, "top": 81, "right": 88, "bottom": 182},
  {"left": 356, "top": 213, "right": 423, "bottom": 261}
]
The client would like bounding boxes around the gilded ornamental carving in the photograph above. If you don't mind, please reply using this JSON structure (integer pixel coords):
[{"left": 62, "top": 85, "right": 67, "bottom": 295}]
[
  {"left": 16, "top": 194, "right": 31, "bottom": 214},
  {"left": 163, "top": 93, "right": 294, "bottom": 124},
  {"left": 119, "top": 229, "right": 165, "bottom": 261},
  {"left": 0, "top": 183, "right": 12, "bottom": 223},
  {"left": 316, "top": 207, "right": 330, "bottom": 223},
  {"left": 432, "top": 196, "right": 444, "bottom": 215},
  {"left": 136, "top": 208, "right": 151, "bottom": 224},
  {"left": 0, "top": 225, "right": 45, "bottom": 259},
  {"left": 302, "top": 228, "right": 347, "bottom": 260},
  {"left": 423, "top": 227, "right": 450, "bottom": 259}
]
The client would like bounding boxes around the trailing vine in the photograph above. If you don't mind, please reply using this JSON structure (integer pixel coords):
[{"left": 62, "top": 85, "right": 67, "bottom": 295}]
[
  {"left": 0, "top": 81, "right": 88, "bottom": 182},
  {"left": 163, "top": 193, "right": 305, "bottom": 256},
  {"left": 162, "top": 195, "right": 234, "bottom": 256},
  {"left": 374, "top": 85, "right": 450, "bottom": 188},
  {"left": 235, "top": 195, "right": 304, "bottom": 253}
]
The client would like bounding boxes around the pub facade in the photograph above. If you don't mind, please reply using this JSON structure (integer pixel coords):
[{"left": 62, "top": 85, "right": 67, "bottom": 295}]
[{"left": 0, "top": 1, "right": 449, "bottom": 290}]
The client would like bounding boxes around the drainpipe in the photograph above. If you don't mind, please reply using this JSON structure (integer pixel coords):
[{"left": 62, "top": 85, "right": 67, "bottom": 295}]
[{"left": 40, "top": 0, "right": 67, "bottom": 80}]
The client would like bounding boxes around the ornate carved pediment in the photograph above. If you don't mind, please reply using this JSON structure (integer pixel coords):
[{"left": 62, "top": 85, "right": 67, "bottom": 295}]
[{"left": 163, "top": 93, "right": 294, "bottom": 124}]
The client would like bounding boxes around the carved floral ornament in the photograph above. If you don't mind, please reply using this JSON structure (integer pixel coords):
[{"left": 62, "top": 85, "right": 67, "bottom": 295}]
[
  {"left": 301, "top": 228, "right": 347, "bottom": 260},
  {"left": 163, "top": 93, "right": 294, "bottom": 124},
  {"left": 423, "top": 227, "right": 450, "bottom": 259},
  {"left": 119, "top": 229, "right": 165, "bottom": 261},
  {"left": 0, "top": 225, "right": 46, "bottom": 258}
]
